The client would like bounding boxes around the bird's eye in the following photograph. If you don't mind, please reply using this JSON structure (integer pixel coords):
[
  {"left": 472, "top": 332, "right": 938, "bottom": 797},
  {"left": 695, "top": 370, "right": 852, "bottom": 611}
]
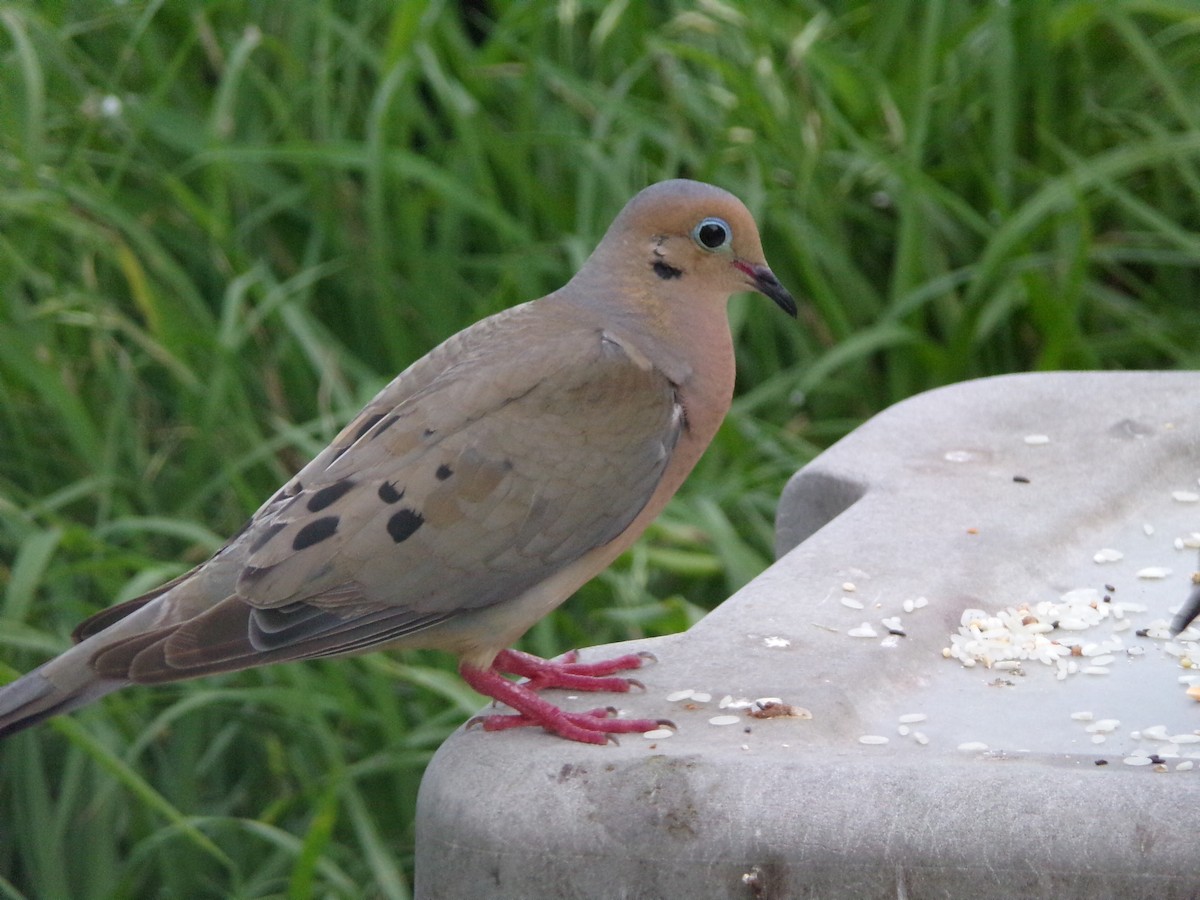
[{"left": 692, "top": 217, "right": 732, "bottom": 251}]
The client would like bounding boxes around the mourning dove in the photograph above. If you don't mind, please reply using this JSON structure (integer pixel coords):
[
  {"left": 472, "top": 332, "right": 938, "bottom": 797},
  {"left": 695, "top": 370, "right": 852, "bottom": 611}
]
[{"left": 0, "top": 179, "right": 796, "bottom": 745}]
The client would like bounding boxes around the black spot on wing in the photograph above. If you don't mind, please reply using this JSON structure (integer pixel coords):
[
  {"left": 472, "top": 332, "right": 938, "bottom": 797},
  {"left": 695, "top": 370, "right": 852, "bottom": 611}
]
[
  {"left": 378, "top": 481, "right": 404, "bottom": 504},
  {"left": 436, "top": 464, "right": 453, "bottom": 481},
  {"left": 293, "top": 516, "right": 339, "bottom": 550},
  {"left": 307, "top": 479, "right": 355, "bottom": 512},
  {"left": 372, "top": 414, "right": 400, "bottom": 437},
  {"left": 387, "top": 509, "right": 425, "bottom": 544},
  {"left": 354, "top": 413, "right": 386, "bottom": 442},
  {"left": 652, "top": 260, "right": 682, "bottom": 280}
]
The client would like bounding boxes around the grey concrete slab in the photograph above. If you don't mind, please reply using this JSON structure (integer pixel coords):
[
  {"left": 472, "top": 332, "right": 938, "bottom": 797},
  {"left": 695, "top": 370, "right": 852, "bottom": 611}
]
[{"left": 415, "top": 372, "right": 1200, "bottom": 900}]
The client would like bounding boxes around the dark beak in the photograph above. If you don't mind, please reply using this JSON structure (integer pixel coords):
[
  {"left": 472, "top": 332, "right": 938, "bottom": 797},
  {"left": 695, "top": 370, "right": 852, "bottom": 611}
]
[{"left": 735, "top": 261, "right": 797, "bottom": 318}]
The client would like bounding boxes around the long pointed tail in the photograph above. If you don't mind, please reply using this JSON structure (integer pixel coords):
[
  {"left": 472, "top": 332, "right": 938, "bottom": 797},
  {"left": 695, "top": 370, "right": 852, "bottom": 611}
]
[{"left": 0, "top": 645, "right": 125, "bottom": 738}]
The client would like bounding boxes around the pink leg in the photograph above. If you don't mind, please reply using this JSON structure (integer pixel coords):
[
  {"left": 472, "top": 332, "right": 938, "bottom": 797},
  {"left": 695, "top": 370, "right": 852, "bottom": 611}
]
[{"left": 459, "top": 650, "right": 671, "bottom": 745}]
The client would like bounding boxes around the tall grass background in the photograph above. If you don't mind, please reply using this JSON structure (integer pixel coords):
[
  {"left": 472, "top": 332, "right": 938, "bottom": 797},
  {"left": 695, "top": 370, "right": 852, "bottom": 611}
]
[{"left": 1, "top": 0, "right": 1197, "bottom": 896}]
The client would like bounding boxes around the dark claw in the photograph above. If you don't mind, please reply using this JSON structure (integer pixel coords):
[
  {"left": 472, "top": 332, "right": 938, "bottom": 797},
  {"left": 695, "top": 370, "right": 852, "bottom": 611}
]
[
  {"left": 625, "top": 679, "right": 646, "bottom": 693},
  {"left": 655, "top": 719, "right": 677, "bottom": 730},
  {"left": 636, "top": 651, "right": 658, "bottom": 665}
]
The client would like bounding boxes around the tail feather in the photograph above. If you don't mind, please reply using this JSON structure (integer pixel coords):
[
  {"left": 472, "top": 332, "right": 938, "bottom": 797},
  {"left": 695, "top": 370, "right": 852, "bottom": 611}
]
[{"left": 0, "top": 647, "right": 125, "bottom": 738}]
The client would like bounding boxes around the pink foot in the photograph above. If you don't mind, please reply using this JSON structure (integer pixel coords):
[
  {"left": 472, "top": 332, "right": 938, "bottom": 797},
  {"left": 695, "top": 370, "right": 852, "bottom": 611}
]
[
  {"left": 493, "top": 648, "right": 654, "bottom": 693},
  {"left": 459, "top": 649, "right": 671, "bottom": 745}
]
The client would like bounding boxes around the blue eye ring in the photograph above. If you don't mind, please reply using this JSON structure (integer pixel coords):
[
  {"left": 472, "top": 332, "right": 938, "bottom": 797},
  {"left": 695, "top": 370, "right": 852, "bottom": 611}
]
[{"left": 692, "top": 216, "right": 732, "bottom": 251}]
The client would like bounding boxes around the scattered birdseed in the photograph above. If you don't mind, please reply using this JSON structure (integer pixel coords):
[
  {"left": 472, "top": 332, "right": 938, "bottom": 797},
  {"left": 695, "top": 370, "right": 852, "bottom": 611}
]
[
  {"left": 1087, "top": 719, "right": 1121, "bottom": 734},
  {"left": 902, "top": 598, "right": 914, "bottom": 613},
  {"left": 1092, "top": 735, "right": 1106, "bottom": 744},
  {"left": 898, "top": 713, "right": 928, "bottom": 724},
  {"left": 1082, "top": 666, "right": 1111, "bottom": 675},
  {"left": 642, "top": 728, "right": 674, "bottom": 740},
  {"left": 1024, "top": 434, "right": 1051, "bottom": 445},
  {"left": 957, "top": 741, "right": 989, "bottom": 752},
  {"left": 842, "top": 582, "right": 856, "bottom": 592},
  {"left": 691, "top": 692, "right": 712, "bottom": 703},
  {"left": 1143, "top": 523, "right": 1156, "bottom": 535},
  {"left": 666, "top": 689, "right": 695, "bottom": 702},
  {"left": 848, "top": 623, "right": 877, "bottom": 638},
  {"left": 1070, "top": 711, "right": 1094, "bottom": 721},
  {"left": 1123, "top": 756, "right": 1153, "bottom": 766},
  {"left": 1094, "top": 548, "right": 1124, "bottom": 563},
  {"left": 942, "top": 586, "right": 1150, "bottom": 677},
  {"left": 914, "top": 596, "right": 929, "bottom": 609},
  {"left": 840, "top": 596, "right": 865, "bottom": 610},
  {"left": 763, "top": 636, "right": 791, "bottom": 648},
  {"left": 709, "top": 715, "right": 740, "bottom": 727},
  {"left": 858, "top": 735, "right": 889, "bottom": 745},
  {"left": 1172, "top": 491, "right": 1200, "bottom": 503},
  {"left": 747, "top": 701, "right": 811, "bottom": 720},
  {"left": 913, "top": 731, "right": 930, "bottom": 745},
  {"left": 1178, "top": 760, "right": 1195, "bottom": 771},
  {"left": 879, "top": 635, "right": 900, "bottom": 648},
  {"left": 897, "top": 725, "right": 910, "bottom": 736}
]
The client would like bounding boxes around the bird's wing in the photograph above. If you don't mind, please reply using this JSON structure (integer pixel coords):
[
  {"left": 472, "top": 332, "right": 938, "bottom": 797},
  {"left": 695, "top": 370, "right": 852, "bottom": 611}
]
[{"left": 85, "top": 302, "right": 685, "bottom": 681}]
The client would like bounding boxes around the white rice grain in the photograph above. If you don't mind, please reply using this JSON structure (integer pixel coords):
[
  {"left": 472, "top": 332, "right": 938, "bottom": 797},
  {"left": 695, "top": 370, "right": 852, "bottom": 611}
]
[{"left": 709, "top": 715, "right": 741, "bottom": 727}]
